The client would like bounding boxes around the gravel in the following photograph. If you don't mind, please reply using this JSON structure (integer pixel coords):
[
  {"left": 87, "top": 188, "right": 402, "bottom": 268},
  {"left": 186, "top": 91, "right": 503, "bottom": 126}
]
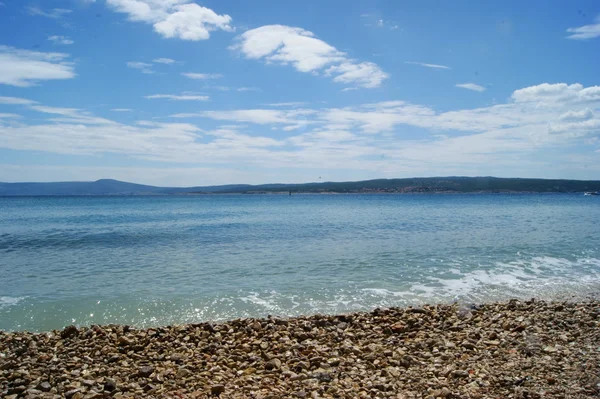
[{"left": 1, "top": 299, "right": 599, "bottom": 398}]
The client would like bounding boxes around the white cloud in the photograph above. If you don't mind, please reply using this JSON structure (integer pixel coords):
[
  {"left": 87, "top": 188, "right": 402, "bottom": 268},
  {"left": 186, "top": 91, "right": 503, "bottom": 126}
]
[
  {"left": 145, "top": 94, "right": 209, "bottom": 101},
  {"left": 405, "top": 61, "right": 451, "bottom": 70},
  {"left": 27, "top": 6, "right": 72, "bottom": 19},
  {"left": 2, "top": 82, "right": 599, "bottom": 184},
  {"left": 558, "top": 108, "right": 594, "bottom": 121},
  {"left": 28, "top": 105, "right": 117, "bottom": 125},
  {"left": 0, "top": 46, "right": 75, "bottom": 87},
  {"left": 511, "top": 83, "right": 600, "bottom": 104},
  {"left": 456, "top": 83, "right": 486, "bottom": 92},
  {"left": 126, "top": 61, "right": 154, "bottom": 74},
  {"left": 0, "top": 113, "right": 20, "bottom": 118},
  {"left": 237, "top": 87, "right": 260, "bottom": 92},
  {"left": 181, "top": 72, "right": 222, "bottom": 79},
  {"left": 566, "top": 15, "right": 600, "bottom": 40},
  {"left": 0, "top": 96, "right": 38, "bottom": 105},
  {"left": 230, "top": 24, "right": 387, "bottom": 88},
  {"left": 111, "top": 108, "right": 133, "bottom": 112},
  {"left": 172, "top": 109, "right": 316, "bottom": 127},
  {"left": 264, "top": 102, "right": 307, "bottom": 107},
  {"left": 326, "top": 61, "right": 388, "bottom": 89},
  {"left": 341, "top": 87, "right": 358, "bottom": 92},
  {"left": 106, "top": 0, "right": 233, "bottom": 41},
  {"left": 48, "top": 35, "right": 74, "bottom": 45},
  {"left": 153, "top": 57, "right": 176, "bottom": 64},
  {"left": 175, "top": 83, "right": 600, "bottom": 140}
]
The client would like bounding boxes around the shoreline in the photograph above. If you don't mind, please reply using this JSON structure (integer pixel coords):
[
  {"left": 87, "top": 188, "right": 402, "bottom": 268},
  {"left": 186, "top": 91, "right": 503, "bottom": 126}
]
[{"left": 2, "top": 299, "right": 599, "bottom": 398}]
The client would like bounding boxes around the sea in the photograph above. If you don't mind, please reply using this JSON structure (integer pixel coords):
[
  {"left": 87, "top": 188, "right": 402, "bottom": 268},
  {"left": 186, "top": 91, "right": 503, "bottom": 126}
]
[{"left": 1, "top": 193, "right": 599, "bottom": 332}]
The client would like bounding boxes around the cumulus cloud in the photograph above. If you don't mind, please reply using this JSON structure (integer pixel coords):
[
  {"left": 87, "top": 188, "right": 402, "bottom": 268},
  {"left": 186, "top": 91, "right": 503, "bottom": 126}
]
[
  {"left": 106, "top": 0, "right": 233, "bottom": 41},
  {"left": 48, "top": 35, "right": 74, "bottom": 45},
  {"left": 174, "top": 83, "right": 600, "bottom": 139},
  {"left": 456, "top": 83, "right": 486, "bottom": 92},
  {"left": 566, "top": 15, "right": 600, "bottom": 40},
  {"left": 326, "top": 62, "right": 388, "bottom": 89},
  {"left": 0, "top": 46, "right": 75, "bottom": 87},
  {"left": 144, "top": 94, "right": 209, "bottom": 101},
  {"left": 230, "top": 25, "right": 387, "bottom": 88},
  {"left": 405, "top": 61, "right": 451, "bottom": 70},
  {"left": 512, "top": 83, "right": 600, "bottom": 104},
  {"left": 557, "top": 108, "right": 594, "bottom": 121}
]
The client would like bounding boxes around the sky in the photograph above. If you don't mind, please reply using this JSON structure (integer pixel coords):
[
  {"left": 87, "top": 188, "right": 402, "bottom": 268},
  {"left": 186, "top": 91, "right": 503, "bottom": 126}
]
[{"left": 0, "top": 0, "right": 599, "bottom": 186}]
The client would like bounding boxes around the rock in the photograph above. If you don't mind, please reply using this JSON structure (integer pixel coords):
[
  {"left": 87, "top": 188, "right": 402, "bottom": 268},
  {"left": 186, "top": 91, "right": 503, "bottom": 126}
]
[
  {"left": 118, "top": 336, "right": 133, "bottom": 346},
  {"left": 38, "top": 381, "right": 52, "bottom": 392},
  {"left": 461, "top": 340, "right": 477, "bottom": 350},
  {"left": 61, "top": 326, "right": 79, "bottom": 339},
  {"left": 64, "top": 389, "right": 81, "bottom": 399},
  {"left": 104, "top": 379, "right": 117, "bottom": 392},
  {"left": 312, "top": 371, "right": 333, "bottom": 383},
  {"left": 265, "top": 358, "right": 282, "bottom": 370},
  {"left": 328, "top": 358, "right": 341, "bottom": 366},
  {"left": 210, "top": 385, "right": 225, "bottom": 396},
  {"left": 452, "top": 370, "right": 469, "bottom": 378},
  {"left": 138, "top": 365, "right": 154, "bottom": 377},
  {"left": 390, "top": 322, "right": 407, "bottom": 333},
  {"left": 176, "top": 368, "right": 191, "bottom": 378}
]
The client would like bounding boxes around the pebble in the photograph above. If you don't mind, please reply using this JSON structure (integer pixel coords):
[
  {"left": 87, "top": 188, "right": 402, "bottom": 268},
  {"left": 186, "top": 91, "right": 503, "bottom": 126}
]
[
  {"left": 1, "top": 300, "right": 599, "bottom": 399},
  {"left": 210, "top": 384, "right": 225, "bottom": 396}
]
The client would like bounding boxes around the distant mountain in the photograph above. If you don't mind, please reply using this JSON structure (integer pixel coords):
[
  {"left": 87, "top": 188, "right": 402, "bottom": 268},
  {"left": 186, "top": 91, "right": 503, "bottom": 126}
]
[
  {"left": 0, "top": 177, "right": 599, "bottom": 196},
  {"left": 0, "top": 179, "right": 252, "bottom": 196}
]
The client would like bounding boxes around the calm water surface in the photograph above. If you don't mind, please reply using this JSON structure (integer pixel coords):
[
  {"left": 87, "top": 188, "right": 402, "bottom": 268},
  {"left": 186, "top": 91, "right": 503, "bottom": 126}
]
[{"left": 1, "top": 194, "right": 599, "bottom": 331}]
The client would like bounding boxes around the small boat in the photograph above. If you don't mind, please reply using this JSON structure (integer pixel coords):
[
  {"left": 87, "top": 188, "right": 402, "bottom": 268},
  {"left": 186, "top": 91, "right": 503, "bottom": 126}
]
[{"left": 584, "top": 191, "right": 599, "bottom": 196}]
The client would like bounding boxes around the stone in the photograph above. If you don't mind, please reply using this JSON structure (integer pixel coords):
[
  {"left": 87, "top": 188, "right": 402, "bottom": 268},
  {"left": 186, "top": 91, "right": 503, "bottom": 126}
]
[
  {"left": 118, "top": 336, "right": 133, "bottom": 346},
  {"left": 38, "top": 381, "right": 52, "bottom": 392},
  {"left": 60, "top": 326, "right": 79, "bottom": 339},
  {"left": 176, "top": 368, "right": 191, "bottom": 378},
  {"left": 64, "top": 389, "right": 81, "bottom": 399},
  {"left": 138, "top": 365, "right": 154, "bottom": 377},
  {"left": 265, "top": 358, "right": 282, "bottom": 370},
  {"left": 104, "top": 379, "right": 117, "bottom": 392},
  {"left": 210, "top": 385, "right": 225, "bottom": 396}
]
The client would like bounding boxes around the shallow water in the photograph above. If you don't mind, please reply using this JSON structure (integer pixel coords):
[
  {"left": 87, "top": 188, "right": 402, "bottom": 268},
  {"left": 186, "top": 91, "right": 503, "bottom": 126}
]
[{"left": 1, "top": 193, "right": 599, "bottom": 331}]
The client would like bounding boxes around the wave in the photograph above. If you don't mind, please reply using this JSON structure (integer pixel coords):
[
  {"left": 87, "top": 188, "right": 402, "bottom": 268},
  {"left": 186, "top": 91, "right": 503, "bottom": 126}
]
[{"left": 0, "top": 296, "right": 25, "bottom": 310}]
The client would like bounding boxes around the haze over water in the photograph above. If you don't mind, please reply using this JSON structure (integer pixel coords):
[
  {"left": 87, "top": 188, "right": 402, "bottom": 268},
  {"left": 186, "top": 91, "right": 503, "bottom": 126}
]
[{"left": 1, "top": 193, "right": 599, "bottom": 332}]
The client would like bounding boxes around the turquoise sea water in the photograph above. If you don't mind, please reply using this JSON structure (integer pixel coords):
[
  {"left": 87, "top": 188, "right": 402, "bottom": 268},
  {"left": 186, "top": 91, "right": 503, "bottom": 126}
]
[{"left": 1, "top": 194, "right": 599, "bottom": 332}]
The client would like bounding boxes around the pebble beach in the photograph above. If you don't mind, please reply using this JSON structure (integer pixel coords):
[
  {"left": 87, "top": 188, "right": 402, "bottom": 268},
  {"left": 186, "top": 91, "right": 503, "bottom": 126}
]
[{"left": 1, "top": 299, "right": 599, "bottom": 399}]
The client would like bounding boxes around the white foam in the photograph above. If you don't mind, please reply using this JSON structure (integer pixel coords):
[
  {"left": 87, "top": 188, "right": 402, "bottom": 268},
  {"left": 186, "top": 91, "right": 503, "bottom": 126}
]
[
  {"left": 0, "top": 296, "right": 25, "bottom": 310},
  {"left": 408, "top": 256, "right": 600, "bottom": 303}
]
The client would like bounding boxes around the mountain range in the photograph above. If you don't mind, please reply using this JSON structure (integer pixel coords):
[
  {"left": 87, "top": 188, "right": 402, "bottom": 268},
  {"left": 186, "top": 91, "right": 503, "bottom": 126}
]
[{"left": 1, "top": 177, "right": 600, "bottom": 196}]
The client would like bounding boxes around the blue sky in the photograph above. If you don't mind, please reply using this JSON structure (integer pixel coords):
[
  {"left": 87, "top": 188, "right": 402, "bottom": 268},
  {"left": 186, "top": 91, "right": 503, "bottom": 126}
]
[{"left": 0, "top": 0, "right": 599, "bottom": 186}]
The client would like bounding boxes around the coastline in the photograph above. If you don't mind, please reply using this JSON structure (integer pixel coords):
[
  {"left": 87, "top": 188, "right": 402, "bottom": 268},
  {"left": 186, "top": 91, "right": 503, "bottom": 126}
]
[{"left": 2, "top": 299, "right": 599, "bottom": 399}]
